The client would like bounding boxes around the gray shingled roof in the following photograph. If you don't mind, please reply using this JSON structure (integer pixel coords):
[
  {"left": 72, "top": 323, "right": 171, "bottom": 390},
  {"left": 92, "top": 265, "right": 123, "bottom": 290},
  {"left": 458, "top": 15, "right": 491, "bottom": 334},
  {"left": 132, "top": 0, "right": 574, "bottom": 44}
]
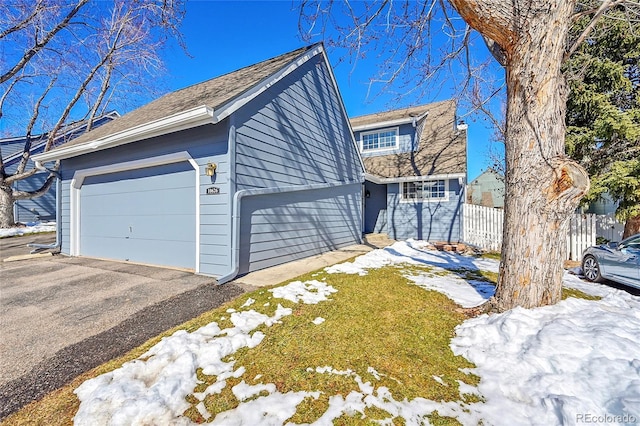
[
  {"left": 351, "top": 100, "right": 466, "bottom": 178},
  {"left": 58, "top": 45, "right": 313, "bottom": 149}
]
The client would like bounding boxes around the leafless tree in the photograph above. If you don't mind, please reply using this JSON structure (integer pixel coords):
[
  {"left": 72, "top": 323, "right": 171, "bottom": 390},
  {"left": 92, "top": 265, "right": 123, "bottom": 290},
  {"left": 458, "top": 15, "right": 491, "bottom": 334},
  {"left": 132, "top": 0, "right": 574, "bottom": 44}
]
[
  {"left": 0, "top": 0, "right": 186, "bottom": 228},
  {"left": 300, "top": 0, "right": 640, "bottom": 311}
]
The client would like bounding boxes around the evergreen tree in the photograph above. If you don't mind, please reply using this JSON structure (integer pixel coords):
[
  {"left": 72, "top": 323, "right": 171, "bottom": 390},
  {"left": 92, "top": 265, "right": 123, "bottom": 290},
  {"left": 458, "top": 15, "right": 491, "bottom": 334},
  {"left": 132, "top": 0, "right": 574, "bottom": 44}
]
[{"left": 565, "top": 9, "right": 640, "bottom": 237}]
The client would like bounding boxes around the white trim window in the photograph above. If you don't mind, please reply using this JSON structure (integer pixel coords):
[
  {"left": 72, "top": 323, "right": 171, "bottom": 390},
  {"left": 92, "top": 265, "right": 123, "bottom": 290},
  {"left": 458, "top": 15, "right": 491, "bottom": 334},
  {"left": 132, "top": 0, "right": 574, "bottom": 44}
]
[
  {"left": 360, "top": 127, "right": 399, "bottom": 152},
  {"left": 401, "top": 179, "right": 449, "bottom": 202}
]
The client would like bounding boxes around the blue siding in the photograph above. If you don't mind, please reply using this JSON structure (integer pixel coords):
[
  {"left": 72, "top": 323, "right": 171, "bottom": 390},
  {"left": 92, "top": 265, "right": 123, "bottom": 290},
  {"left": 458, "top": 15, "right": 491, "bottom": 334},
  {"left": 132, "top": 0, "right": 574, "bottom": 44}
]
[
  {"left": 13, "top": 173, "right": 56, "bottom": 223},
  {"left": 58, "top": 124, "right": 231, "bottom": 275},
  {"left": 356, "top": 123, "right": 417, "bottom": 158},
  {"left": 238, "top": 184, "right": 362, "bottom": 274},
  {"left": 364, "top": 181, "right": 387, "bottom": 233},
  {"left": 1, "top": 140, "right": 35, "bottom": 165},
  {"left": 386, "top": 179, "right": 464, "bottom": 242},
  {"left": 234, "top": 57, "right": 362, "bottom": 189},
  {"left": 232, "top": 55, "right": 363, "bottom": 273}
]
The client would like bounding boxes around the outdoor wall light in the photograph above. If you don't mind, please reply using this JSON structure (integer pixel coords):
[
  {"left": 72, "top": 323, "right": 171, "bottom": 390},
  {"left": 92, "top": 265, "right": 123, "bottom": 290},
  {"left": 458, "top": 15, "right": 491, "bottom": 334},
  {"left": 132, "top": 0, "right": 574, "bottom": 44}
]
[{"left": 205, "top": 162, "right": 217, "bottom": 176}]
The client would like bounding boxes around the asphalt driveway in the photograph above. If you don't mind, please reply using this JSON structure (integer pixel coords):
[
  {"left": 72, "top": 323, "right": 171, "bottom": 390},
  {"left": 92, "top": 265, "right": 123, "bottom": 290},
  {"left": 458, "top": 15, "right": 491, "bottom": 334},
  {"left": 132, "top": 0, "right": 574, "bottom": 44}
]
[{"left": 0, "top": 234, "right": 248, "bottom": 419}]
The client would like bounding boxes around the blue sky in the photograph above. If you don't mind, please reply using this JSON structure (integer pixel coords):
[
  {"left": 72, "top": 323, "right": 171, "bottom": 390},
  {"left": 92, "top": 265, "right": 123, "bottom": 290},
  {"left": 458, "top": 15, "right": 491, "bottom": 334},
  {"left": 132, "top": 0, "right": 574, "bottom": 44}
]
[{"left": 158, "top": 1, "right": 505, "bottom": 180}]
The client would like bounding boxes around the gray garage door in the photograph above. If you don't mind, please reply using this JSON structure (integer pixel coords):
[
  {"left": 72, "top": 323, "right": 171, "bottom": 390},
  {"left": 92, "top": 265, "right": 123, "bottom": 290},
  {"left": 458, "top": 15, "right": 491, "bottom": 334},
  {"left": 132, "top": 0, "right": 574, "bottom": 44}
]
[{"left": 79, "top": 162, "right": 196, "bottom": 269}]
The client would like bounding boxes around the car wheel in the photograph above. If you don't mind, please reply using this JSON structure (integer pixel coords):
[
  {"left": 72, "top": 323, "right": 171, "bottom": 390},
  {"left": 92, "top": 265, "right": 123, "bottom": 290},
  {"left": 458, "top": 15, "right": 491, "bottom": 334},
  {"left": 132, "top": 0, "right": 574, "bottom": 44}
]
[{"left": 582, "top": 255, "right": 604, "bottom": 283}]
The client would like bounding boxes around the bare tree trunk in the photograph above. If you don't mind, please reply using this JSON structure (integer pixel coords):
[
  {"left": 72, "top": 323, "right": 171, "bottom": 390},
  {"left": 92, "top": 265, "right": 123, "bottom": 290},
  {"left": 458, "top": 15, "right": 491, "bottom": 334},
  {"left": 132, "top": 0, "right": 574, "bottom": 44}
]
[
  {"left": 494, "top": 3, "right": 589, "bottom": 310},
  {"left": 0, "top": 183, "right": 16, "bottom": 228},
  {"left": 451, "top": 0, "right": 590, "bottom": 311},
  {"left": 623, "top": 214, "right": 640, "bottom": 239}
]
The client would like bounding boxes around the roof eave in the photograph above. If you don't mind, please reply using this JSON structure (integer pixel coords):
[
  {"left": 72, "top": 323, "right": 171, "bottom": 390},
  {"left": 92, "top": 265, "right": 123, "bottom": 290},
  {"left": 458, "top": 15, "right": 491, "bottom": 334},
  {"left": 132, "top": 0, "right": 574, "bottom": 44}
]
[
  {"left": 213, "top": 44, "right": 324, "bottom": 124},
  {"left": 351, "top": 112, "right": 429, "bottom": 132},
  {"left": 365, "top": 172, "right": 466, "bottom": 184},
  {"left": 33, "top": 105, "right": 215, "bottom": 163},
  {"left": 34, "top": 45, "right": 327, "bottom": 163}
]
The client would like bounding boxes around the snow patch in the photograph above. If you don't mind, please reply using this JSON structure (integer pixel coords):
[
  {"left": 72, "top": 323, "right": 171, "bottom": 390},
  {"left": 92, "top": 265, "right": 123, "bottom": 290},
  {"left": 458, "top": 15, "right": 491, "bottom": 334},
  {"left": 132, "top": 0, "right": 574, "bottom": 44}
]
[
  {"left": 269, "top": 280, "right": 337, "bottom": 304},
  {"left": 0, "top": 221, "right": 56, "bottom": 238}
]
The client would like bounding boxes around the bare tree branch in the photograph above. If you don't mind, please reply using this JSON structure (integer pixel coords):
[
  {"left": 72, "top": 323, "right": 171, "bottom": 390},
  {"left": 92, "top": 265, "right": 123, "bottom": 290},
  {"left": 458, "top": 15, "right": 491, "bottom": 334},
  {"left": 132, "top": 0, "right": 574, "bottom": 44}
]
[
  {"left": 12, "top": 173, "right": 56, "bottom": 200},
  {"left": 0, "top": 0, "right": 44, "bottom": 40},
  {"left": 15, "top": 76, "right": 57, "bottom": 176},
  {"left": 1, "top": 0, "right": 186, "bottom": 228},
  {"left": 0, "top": 0, "right": 89, "bottom": 84},
  {"left": 566, "top": 0, "right": 627, "bottom": 60}
]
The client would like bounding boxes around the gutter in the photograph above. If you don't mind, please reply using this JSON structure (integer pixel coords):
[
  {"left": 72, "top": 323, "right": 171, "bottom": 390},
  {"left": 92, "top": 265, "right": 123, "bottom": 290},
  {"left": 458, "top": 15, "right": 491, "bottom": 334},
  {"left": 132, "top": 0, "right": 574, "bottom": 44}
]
[
  {"left": 31, "top": 45, "right": 330, "bottom": 165},
  {"left": 28, "top": 163, "right": 61, "bottom": 253},
  {"left": 216, "top": 179, "right": 362, "bottom": 285},
  {"left": 364, "top": 172, "right": 466, "bottom": 185},
  {"left": 352, "top": 111, "right": 429, "bottom": 132},
  {"left": 32, "top": 106, "right": 216, "bottom": 163}
]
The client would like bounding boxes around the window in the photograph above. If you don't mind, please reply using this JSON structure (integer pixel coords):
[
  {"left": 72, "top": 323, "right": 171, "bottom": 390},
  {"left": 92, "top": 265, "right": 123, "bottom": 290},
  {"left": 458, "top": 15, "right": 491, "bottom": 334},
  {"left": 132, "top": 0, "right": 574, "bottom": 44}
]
[
  {"left": 360, "top": 127, "right": 398, "bottom": 152},
  {"left": 401, "top": 180, "right": 448, "bottom": 202}
]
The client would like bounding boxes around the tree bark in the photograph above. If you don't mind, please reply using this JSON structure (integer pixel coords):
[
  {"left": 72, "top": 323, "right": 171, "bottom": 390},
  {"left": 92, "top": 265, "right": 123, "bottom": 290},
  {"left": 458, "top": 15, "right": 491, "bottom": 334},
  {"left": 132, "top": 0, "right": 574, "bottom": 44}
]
[
  {"left": 623, "top": 214, "right": 640, "bottom": 239},
  {"left": 0, "top": 183, "right": 16, "bottom": 228},
  {"left": 451, "top": 0, "right": 590, "bottom": 311},
  {"left": 0, "top": 173, "right": 56, "bottom": 227}
]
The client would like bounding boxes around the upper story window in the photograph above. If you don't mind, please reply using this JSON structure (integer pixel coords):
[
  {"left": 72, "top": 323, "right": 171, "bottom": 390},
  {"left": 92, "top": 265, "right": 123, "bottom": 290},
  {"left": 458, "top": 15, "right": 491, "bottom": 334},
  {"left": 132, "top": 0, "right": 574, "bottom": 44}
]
[
  {"left": 360, "top": 127, "right": 399, "bottom": 152},
  {"left": 401, "top": 179, "right": 448, "bottom": 202}
]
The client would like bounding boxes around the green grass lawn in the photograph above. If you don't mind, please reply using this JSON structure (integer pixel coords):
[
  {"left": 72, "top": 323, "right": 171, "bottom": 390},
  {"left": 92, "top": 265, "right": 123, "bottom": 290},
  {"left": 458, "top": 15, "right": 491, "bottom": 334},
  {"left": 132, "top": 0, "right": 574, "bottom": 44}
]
[{"left": 2, "top": 257, "right": 598, "bottom": 425}]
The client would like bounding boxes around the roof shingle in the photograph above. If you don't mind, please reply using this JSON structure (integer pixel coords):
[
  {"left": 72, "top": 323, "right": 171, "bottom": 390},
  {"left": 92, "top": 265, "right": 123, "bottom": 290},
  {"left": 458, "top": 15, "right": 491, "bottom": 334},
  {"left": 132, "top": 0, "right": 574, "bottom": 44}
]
[
  {"left": 59, "top": 45, "right": 313, "bottom": 149},
  {"left": 351, "top": 100, "right": 466, "bottom": 179}
]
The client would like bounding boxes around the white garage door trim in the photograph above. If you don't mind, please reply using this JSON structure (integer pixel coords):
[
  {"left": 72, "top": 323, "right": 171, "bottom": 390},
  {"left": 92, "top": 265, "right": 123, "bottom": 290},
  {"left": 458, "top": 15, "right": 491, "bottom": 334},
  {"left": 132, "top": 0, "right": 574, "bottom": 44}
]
[{"left": 70, "top": 151, "right": 200, "bottom": 273}]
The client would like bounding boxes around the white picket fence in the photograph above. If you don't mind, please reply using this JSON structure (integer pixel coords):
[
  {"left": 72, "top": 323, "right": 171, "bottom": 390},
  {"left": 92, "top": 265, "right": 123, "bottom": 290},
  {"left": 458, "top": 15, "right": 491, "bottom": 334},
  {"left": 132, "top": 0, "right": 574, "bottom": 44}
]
[
  {"left": 463, "top": 204, "right": 597, "bottom": 260},
  {"left": 595, "top": 212, "right": 625, "bottom": 242},
  {"left": 463, "top": 204, "right": 504, "bottom": 252}
]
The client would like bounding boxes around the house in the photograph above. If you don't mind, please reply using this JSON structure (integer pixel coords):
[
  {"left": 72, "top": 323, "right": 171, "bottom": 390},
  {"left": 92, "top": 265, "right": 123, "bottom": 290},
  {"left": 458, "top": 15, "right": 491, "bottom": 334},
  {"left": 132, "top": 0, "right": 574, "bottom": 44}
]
[
  {"left": 1, "top": 112, "right": 119, "bottom": 223},
  {"left": 466, "top": 168, "right": 504, "bottom": 209},
  {"left": 351, "top": 100, "right": 467, "bottom": 242},
  {"left": 33, "top": 44, "right": 364, "bottom": 282}
]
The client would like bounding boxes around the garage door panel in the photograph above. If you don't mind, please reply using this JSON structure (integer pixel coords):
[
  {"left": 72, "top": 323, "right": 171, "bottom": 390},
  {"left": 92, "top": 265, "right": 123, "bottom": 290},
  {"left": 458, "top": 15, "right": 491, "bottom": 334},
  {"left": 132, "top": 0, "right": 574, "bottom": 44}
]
[
  {"left": 126, "top": 239, "right": 194, "bottom": 267},
  {"left": 80, "top": 162, "right": 196, "bottom": 270},
  {"left": 81, "top": 214, "right": 193, "bottom": 241},
  {"left": 81, "top": 187, "right": 194, "bottom": 217}
]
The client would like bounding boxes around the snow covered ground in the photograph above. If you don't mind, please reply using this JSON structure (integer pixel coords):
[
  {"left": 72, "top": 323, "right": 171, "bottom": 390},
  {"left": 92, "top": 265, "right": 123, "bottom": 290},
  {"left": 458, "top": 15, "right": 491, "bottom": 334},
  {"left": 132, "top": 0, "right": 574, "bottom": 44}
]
[
  {"left": 0, "top": 221, "right": 56, "bottom": 238},
  {"left": 73, "top": 240, "right": 640, "bottom": 425}
]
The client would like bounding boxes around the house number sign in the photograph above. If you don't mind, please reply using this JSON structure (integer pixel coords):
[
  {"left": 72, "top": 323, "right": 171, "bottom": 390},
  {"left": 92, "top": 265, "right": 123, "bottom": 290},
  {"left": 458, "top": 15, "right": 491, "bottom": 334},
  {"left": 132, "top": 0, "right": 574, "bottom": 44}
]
[{"left": 206, "top": 187, "right": 220, "bottom": 195}]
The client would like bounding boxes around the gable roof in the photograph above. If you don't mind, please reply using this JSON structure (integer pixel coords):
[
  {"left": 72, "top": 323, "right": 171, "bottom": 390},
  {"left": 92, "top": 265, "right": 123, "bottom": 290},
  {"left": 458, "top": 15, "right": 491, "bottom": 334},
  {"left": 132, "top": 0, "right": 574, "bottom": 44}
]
[
  {"left": 351, "top": 100, "right": 466, "bottom": 180},
  {"left": 350, "top": 104, "right": 431, "bottom": 130},
  {"left": 468, "top": 167, "right": 503, "bottom": 185},
  {"left": 34, "top": 44, "right": 322, "bottom": 162}
]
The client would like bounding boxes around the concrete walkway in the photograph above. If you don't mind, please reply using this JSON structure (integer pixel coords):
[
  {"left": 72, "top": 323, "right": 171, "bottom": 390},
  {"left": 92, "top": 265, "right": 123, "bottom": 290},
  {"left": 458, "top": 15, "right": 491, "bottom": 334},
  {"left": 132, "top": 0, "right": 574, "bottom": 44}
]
[{"left": 233, "top": 244, "right": 374, "bottom": 287}]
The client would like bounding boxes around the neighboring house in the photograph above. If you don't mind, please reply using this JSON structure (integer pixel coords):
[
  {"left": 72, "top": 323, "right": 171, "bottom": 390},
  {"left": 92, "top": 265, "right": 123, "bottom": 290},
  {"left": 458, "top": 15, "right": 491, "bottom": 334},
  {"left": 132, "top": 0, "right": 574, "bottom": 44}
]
[
  {"left": 351, "top": 100, "right": 467, "bottom": 242},
  {"left": 466, "top": 168, "right": 504, "bottom": 209},
  {"left": 1, "top": 112, "right": 119, "bottom": 223},
  {"left": 33, "top": 44, "right": 364, "bottom": 282},
  {"left": 582, "top": 192, "right": 618, "bottom": 215}
]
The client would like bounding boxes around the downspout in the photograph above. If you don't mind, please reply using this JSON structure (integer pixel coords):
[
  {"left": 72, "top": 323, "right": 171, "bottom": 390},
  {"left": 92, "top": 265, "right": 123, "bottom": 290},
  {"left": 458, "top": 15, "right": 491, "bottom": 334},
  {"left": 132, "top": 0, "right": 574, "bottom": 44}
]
[
  {"left": 216, "top": 179, "right": 362, "bottom": 285},
  {"left": 28, "top": 161, "right": 61, "bottom": 253},
  {"left": 217, "top": 124, "right": 237, "bottom": 284}
]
